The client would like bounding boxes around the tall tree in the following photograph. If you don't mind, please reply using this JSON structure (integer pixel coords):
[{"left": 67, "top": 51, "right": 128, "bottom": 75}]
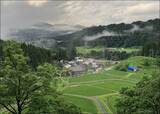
[{"left": 0, "top": 41, "right": 81, "bottom": 114}]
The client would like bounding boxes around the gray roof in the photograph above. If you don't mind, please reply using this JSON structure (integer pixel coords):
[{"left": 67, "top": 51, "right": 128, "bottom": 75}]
[{"left": 69, "top": 65, "right": 86, "bottom": 72}]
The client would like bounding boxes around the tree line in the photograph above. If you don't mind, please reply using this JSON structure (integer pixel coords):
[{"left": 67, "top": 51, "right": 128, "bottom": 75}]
[
  {"left": 0, "top": 40, "right": 77, "bottom": 69},
  {"left": 142, "top": 41, "right": 160, "bottom": 57}
]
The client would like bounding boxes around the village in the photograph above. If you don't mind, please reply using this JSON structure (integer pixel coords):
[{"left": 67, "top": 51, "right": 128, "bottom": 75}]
[
  {"left": 62, "top": 57, "right": 116, "bottom": 76},
  {"left": 61, "top": 56, "right": 138, "bottom": 76}
]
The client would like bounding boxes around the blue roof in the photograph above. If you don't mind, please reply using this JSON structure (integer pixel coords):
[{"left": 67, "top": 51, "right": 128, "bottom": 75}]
[{"left": 128, "top": 66, "right": 137, "bottom": 71}]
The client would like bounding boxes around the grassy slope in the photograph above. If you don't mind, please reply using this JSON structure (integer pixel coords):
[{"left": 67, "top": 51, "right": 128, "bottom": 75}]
[
  {"left": 107, "top": 47, "right": 141, "bottom": 53},
  {"left": 105, "top": 95, "right": 120, "bottom": 113},
  {"left": 63, "top": 95, "right": 98, "bottom": 114},
  {"left": 76, "top": 46, "right": 103, "bottom": 55}
]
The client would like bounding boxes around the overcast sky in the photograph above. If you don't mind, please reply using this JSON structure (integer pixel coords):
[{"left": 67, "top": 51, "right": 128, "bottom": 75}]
[{"left": 1, "top": 0, "right": 159, "bottom": 39}]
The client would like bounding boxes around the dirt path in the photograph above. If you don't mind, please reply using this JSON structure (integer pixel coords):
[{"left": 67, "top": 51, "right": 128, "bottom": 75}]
[{"left": 94, "top": 96, "right": 108, "bottom": 114}]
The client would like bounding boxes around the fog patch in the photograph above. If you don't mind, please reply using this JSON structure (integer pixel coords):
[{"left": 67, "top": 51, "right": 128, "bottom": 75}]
[
  {"left": 83, "top": 31, "right": 120, "bottom": 41},
  {"left": 125, "top": 24, "right": 153, "bottom": 32}
]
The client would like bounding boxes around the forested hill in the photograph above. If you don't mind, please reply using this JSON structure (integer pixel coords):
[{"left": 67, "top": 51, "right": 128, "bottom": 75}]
[
  {"left": 52, "top": 18, "right": 160, "bottom": 48},
  {"left": 8, "top": 18, "right": 160, "bottom": 48}
]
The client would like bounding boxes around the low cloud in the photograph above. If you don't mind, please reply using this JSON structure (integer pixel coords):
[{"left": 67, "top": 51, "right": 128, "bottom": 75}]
[
  {"left": 84, "top": 31, "right": 120, "bottom": 41},
  {"left": 125, "top": 24, "right": 153, "bottom": 32}
]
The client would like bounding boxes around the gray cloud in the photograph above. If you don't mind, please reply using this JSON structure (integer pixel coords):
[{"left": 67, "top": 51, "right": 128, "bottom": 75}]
[{"left": 1, "top": 0, "right": 159, "bottom": 39}]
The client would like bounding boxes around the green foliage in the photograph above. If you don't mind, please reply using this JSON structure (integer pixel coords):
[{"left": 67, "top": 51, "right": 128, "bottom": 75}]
[
  {"left": 142, "top": 41, "right": 160, "bottom": 57},
  {"left": 54, "top": 46, "right": 77, "bottom": 61},
  {"left": 155, "top": 57, "right": 160, "bottom": 67},
  {"left": 143, "top": 59, "right": 151, "bottom": 66},
  {"left": 63, "top": 95, "right": 97, "bottom": 114},
  {"left": 0, "top": 40, "right": 4, "bottom": 61},
  {"left": 21, "top": 43, "right": 54, "bottom": 68},
  {"left": 54, "top": 48, "right": 68, "bottom": 61},
  {"left": 76, "top": 46, "right": 139, "bottom": 60},
  {"left": 115, "top": 63, "right": 128, "bottom": 71},
  {"left": 116, "top": 73, "right": 160, "bottom": 114},
  {"left": 0, "top": 41, "right": 81, "bottom": 114},
  {"left": 0, "top": 41, "right": 34, "bottom": 114},
  {"left": 27, "top": 95, "right": 81, "bottom": 114}
]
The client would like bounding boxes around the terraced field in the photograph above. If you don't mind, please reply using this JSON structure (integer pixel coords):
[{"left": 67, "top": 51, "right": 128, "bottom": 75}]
[{"left": 62, "top": 56, "right": 156, "bottom": 114}]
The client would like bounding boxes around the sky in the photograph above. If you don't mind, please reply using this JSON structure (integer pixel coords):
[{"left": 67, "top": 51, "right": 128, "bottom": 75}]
[{"left": 0, "top": 0, "right": 160, "bottom": 39}]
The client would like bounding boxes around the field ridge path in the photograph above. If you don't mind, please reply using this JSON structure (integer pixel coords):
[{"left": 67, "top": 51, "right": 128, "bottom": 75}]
[{"left": 94, "top": 96, "right": 108, "bottom": 114}]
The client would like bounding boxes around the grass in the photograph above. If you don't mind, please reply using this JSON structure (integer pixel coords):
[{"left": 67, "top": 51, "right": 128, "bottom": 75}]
[
  {"left": 64, "top": 85, "right": 114, "bottom": 96},
  {"left": 105, "top": 94, "right": 120, "bottom": 113},
  {"left": 93, "top": 80, "right": 134, "bottom": 91},
  {"left": 63, "top": 95, "right": 98, "bottom": 114},
  {"left": 107, "top": 47, "right": 141, "bottom": 53},
  {"left": 99, "top": 96, "right": 113, "bottom": 114},
  {"left": 68, "top": 69, "right": 134, "bottom": 83},
  {"left": 76, "top": 46, "right": 141, "bottom": 55},
  {"left": 119, "top": 56, "right": 155, "bottom": 67},
  {"left": 76, "top": 46, "right": 103, "bottom": 55}
]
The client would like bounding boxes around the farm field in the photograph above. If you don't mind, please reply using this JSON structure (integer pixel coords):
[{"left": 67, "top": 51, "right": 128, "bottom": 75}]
[
  {"left": 76, "top": 46, "right": 141, "bottom": 55},
  {"left": 107, "top": 47, "right": 141, "bottom": 53},
  {"left": 62, "top": 56, "right": 156, "bottom": 114}
]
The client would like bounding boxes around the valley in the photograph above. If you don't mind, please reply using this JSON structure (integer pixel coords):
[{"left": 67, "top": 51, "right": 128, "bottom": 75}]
[{"left": 1, "top": 1, "right": 160, "bottom": 113}]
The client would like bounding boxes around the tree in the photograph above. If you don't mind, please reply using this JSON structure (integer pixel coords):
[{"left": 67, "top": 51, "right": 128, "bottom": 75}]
[
  {"left": 155, "top": 57, "right": 160, "bottom": 68},
  {"left": 54, "top": 48, "right": 68, "bottom": 61},
  {"left": 27, "top": 63, "right": 81, "bottom": 114},
  {"left": 116, "top": 73, "right": 160, "bottom": 114},
  {"left": 0, "top": 41, "right": 81, "bottom": 114},
  {"left": 21, "top": 43, "right": 54, "bottom": 69},
  {"left": 0, "top": 41, "right": 34, "bottom": 114},
  {"left": 67, "top": 46, "right": 77, "bottom": 60},
  {"left": 143, "top": 59, "right": 150, "bottom": 66}
]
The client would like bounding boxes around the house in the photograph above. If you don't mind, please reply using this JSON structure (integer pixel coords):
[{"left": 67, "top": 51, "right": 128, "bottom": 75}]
[
  {"left": 64, "top": 64, "right": 71, "bottom": 69},
  {"left": 69, "top": 64, "right": 87, "bottom": 75},
  {"left": 128, "top": 66, "right": 137, "bottom": 71}
]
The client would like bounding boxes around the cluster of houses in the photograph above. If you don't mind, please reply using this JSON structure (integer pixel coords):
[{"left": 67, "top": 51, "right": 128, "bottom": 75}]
[
  {"left": 61, "top": 56, "right": 138, "bottom": 76},
  {"left": 62, "top": 57, "right": 105, "bottom": 75}
]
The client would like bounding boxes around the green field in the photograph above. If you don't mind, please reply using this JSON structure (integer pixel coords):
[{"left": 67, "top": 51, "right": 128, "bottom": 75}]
[
  {"left": 62, "top": 56, "right": 156, "bottom": 114},
  {"left": 76, "top": 46, "right": 104, "bottom": 55},
  {"left": 76, "top": 46, "right": 141, "bottom": 55},
  {"left": 107, "top": 47, "right": 141, "bottom": 53},
  {"left": 63, "top": 95, "right": 98, "bottom": 114}
]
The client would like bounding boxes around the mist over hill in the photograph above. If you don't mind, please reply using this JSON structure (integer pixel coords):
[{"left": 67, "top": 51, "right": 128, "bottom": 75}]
[{"left": 8, "top": 18, "right": 160, "bottom": 48}]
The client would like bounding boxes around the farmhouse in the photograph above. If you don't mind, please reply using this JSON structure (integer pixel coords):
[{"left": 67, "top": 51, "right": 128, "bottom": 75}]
[{"left": 69, "top": 64, "right": 87, "bottom": 75}]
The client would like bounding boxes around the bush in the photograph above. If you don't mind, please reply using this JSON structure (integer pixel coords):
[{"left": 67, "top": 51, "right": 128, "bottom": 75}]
[{"left": 143, "top": 59, "right": 150, "bottom": 66}]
